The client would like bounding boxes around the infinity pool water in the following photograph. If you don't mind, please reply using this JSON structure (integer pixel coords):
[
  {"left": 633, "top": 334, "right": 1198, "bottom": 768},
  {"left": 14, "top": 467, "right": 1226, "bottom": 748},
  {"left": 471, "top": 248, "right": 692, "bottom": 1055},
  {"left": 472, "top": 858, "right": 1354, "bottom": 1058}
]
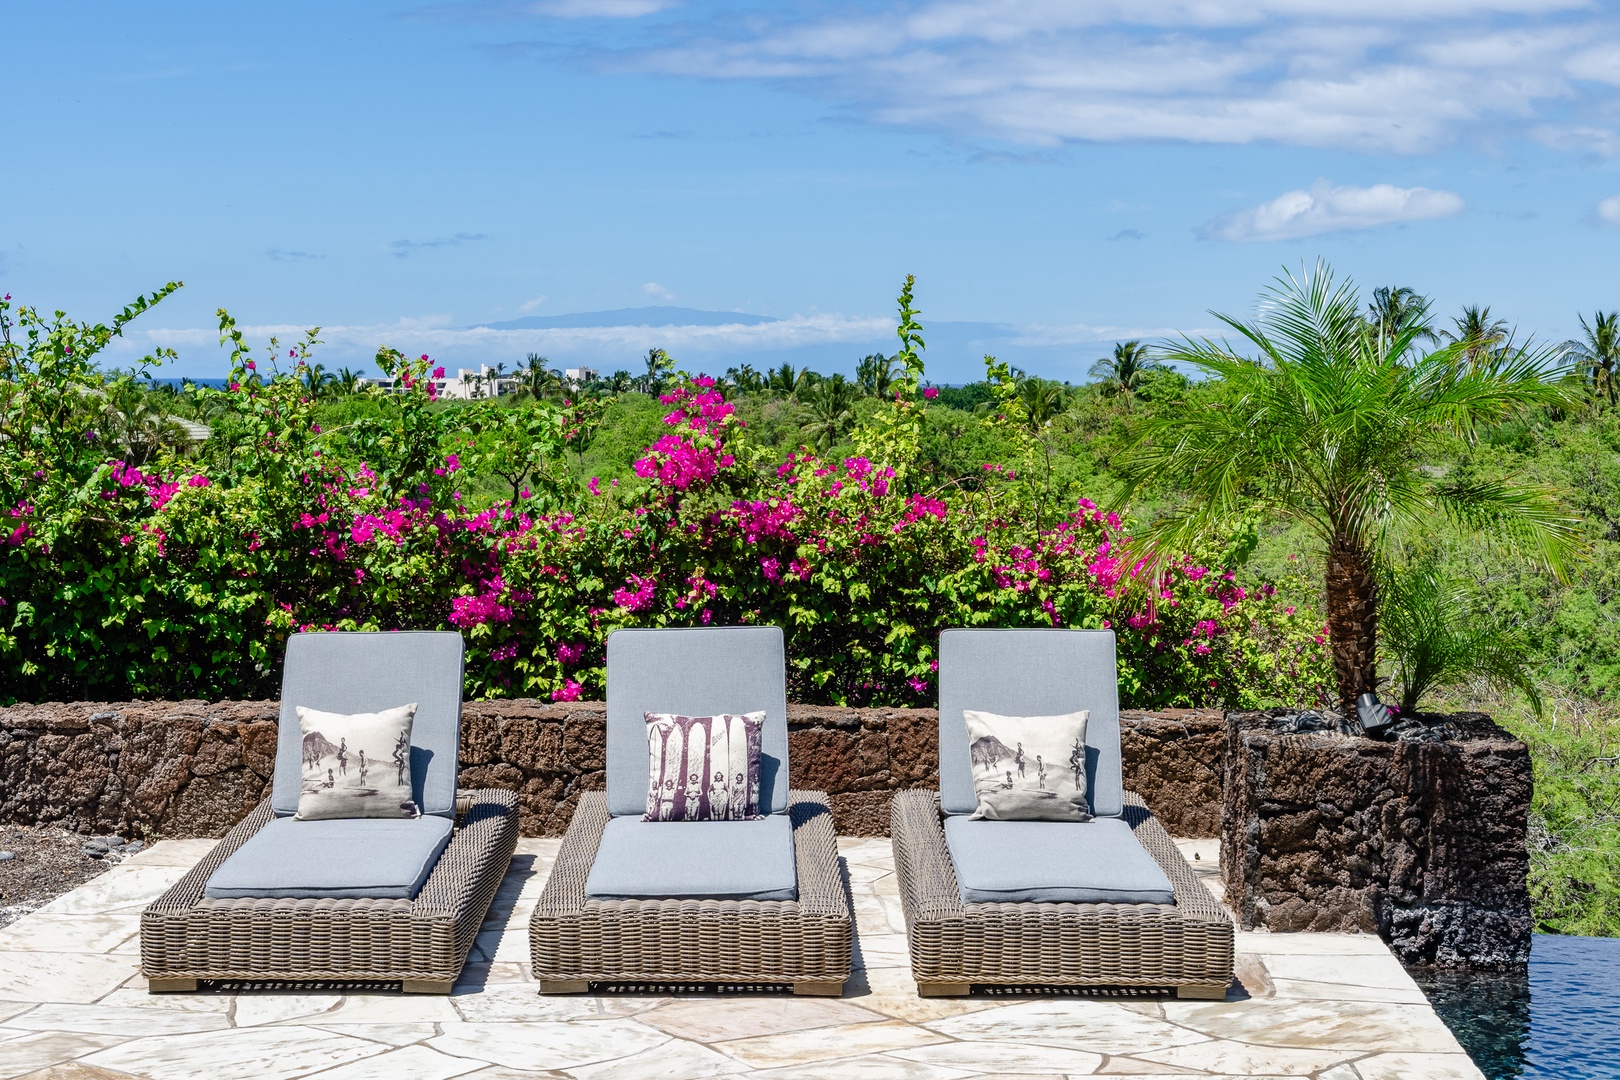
[{"left": 1412, "top": 934, "right": 1620, "bottom": 1078}]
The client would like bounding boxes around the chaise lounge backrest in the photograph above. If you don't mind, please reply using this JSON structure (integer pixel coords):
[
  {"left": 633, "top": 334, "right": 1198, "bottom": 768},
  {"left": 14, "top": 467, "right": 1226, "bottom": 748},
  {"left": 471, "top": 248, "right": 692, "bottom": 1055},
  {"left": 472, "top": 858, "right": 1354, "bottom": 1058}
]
[
  {"left": 604, "top": 626, "right": 790, "bottom": 817},
  {"left": 271, "top": 631, "right": 466, "bottom": 819},
  {"left": 937, "top": 628, "right": 1123, "bottom": 819}
]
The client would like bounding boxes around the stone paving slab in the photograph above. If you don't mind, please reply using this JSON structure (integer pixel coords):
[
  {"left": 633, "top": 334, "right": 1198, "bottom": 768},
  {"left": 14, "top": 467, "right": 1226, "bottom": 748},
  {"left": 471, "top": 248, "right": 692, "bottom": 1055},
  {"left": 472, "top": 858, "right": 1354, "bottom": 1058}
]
[{"left": 0, "top": 836, "right": 1483, "bottom": 1079}]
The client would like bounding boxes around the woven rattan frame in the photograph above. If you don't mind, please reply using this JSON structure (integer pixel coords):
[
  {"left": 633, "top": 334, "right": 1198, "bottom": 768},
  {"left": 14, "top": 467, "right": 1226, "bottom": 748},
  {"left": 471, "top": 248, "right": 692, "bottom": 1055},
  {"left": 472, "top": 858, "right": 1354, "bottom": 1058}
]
[
  {"left": 140, "top": 789, "right": 518, "bottom": 993},
  {"left": 891, "top": 789, "right": 1233, "bottom": 997},
  {"left": 530, "top": 790, "right": 852, "bottom": 994}
]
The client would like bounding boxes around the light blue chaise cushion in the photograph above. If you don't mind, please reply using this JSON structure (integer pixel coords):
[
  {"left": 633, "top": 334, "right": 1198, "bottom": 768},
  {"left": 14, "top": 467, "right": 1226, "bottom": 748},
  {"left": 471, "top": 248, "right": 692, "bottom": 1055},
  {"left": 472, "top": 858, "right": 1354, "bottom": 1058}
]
[
  {"left": 204, "top": 816, "right": 454, "bottom": 900},
  {"left": 938, "top": 629, "right": 1123, "bottom": 819},
  {"left": 604, "top": 627, "right": 790, "bottom": 818},
  {"left": 270, "top": 631, "right": 465, "bottom": 820},
  {"left": 943, "top": 816, "right": 1174, "bottom": 905},
  {"left": 584, "top": 815, "right": 798, "bottom": 901}
]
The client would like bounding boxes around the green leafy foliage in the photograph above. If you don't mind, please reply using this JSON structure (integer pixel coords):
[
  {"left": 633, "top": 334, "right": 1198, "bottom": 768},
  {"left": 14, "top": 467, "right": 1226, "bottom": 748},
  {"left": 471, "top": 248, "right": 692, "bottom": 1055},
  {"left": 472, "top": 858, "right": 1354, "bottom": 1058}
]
[
  {"left": 0, "top": 282, "right": 1330, "bottom": 711},
  {"left": 1379, "top": 551, "right": 1540, "bottom": 714}
]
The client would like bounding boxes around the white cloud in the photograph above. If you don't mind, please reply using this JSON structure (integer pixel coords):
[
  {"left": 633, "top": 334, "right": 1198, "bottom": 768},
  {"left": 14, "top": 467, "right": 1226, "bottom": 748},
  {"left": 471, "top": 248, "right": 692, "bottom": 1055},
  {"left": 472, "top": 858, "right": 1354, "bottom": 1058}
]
[
  {"left": 1010, "top": 322, "right": 1201, "bottom": 347},
  {"left": 518, "top": 294, "right": 548, "bottom": 312},
  {"left": 113, "top": 312, "right": 894, "bottom": 367},
  {"left": 584, "top": 1, "right": 1620, "bottom": 154},
  {"left": 1598, "top": 195, "right": 1620, "bottom": 227},
  {"left": 1201, "top": 181, "right": 1464, "bottom": 242},
  {"left": 642, "top": 282, "right": 674, "bottom": 300},
  {"left": 528, "top": 0, "right": 671, "bottom": 16},
  {"left": 389, "top": 233, "right": 488, "bottom": 258}
]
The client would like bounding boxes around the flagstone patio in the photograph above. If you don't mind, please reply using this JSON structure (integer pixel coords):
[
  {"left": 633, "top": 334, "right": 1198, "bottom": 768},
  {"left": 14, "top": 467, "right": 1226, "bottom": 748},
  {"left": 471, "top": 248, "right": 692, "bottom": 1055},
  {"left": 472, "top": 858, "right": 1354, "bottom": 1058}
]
[{"left": 0, "top": 835, "right": 1483, "bottom": 1080}]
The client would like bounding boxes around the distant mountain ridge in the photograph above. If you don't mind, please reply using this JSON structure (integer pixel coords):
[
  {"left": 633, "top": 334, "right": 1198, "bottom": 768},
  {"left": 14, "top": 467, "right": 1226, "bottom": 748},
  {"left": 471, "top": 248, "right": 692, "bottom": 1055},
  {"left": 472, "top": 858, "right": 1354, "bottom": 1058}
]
[{"left": 477, "top": 307, "right": 778, "bottom": 331}]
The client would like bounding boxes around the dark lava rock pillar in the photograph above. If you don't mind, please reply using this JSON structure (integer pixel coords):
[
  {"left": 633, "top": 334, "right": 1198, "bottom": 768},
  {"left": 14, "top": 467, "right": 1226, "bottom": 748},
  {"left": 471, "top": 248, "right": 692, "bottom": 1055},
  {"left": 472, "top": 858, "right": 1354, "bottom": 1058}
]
[{"left": 1222, "top": 710, "right": 1532, "bottom": 966}]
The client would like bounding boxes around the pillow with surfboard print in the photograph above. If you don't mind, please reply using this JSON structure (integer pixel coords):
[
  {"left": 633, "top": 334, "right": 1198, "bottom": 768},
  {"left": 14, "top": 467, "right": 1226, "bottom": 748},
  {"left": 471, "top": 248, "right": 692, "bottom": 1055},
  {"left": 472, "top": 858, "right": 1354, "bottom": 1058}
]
[{"left": 643, "top": 712, "right": 765, "bottom": 822}]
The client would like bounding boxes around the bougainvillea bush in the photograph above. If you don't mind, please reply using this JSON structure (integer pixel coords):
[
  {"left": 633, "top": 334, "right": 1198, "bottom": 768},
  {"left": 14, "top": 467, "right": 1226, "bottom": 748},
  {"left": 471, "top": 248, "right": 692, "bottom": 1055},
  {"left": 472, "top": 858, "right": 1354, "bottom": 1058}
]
[{"left": 0, "top": 285, "right": 1332, "bottom": 707}]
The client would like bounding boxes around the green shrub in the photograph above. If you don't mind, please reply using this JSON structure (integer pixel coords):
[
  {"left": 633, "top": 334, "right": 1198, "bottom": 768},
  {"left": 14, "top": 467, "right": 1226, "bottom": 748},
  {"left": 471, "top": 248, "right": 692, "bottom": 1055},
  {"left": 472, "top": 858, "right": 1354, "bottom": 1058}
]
[{"left": 0, "top": 288, "right": 1332, "bottom": 708}]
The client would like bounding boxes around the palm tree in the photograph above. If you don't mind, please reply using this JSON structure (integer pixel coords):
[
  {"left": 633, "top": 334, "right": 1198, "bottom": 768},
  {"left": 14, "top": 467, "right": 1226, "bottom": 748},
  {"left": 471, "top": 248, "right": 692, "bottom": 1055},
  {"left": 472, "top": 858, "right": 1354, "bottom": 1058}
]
[
  {"left": 335, "top": 367, "right": 365, "bottom": 395},
  {"left": 1366, "top": 286, "right": 1437, "bottom": 352},
  {"left": 1567, "top": 311, "right": 1620, "bottom": 405},
  {"left": 767, "top": 362, "right": 811, "bottom": 397},
  {"left": 302, "top": 362, "right": 337, "bottom": 399},
  {"left": 855, "top": 353, "right": 903, "bottom": 397},
  {"left": 519, "top": 361, "right": 564, "bottom": 401},
  {"left": 1088, "top": 341, "right": 1159, "bottom": 401},
  {"left": 98, "top": 376, "right": 188, "bottom": 466},
  {"left": 640, "top": 348, "right": 674, "bottom": 394},
  {"left": 802, "top": 374, "right": 857, "bottom": 448},
  {"left": 1016, "top": 376, "right": 1068, "bottom": 437},
  {"left": 606, "top": 370, "right": 634, "bottom": 394},
  {"left": 1014, "top": 375, "right": 1070, "bottom": 521},
  {"left": 1114, "top": 262, "right": 1581, "bottom": 718},
  {"left": 1443, "top": 305, "right": 1511, "bottom": 370},
  {"left": 725, "top": 363, "right": 764, "bottom": 393},
  {"left": 1380, "top": 553, "right": 1540, "bottom": 715}
]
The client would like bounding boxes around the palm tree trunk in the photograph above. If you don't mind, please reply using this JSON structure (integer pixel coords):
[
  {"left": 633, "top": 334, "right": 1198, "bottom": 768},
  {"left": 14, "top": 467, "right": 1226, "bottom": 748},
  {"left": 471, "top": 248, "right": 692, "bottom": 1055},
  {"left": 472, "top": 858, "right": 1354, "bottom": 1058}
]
[{"left": 1324, "top": 534, "right": 1378, "bottom": 718}]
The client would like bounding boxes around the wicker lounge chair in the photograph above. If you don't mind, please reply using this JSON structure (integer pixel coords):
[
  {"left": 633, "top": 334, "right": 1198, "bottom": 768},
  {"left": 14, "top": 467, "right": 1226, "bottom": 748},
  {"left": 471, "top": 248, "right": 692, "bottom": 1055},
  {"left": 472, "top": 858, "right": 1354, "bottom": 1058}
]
[
  {"left": 141, "top": 631, "right": 518, "bottom": 993},
  {"left": 531, "top": 626, "right": 852, "bottom": 995},
  {"left": 891, "top": 628, "right": 1234, "bottom": 999}
]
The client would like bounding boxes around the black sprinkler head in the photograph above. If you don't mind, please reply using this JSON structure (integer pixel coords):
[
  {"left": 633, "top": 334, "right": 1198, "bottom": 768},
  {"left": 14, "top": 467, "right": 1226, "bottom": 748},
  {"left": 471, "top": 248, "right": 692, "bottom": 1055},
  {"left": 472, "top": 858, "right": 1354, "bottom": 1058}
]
[{"left": 1356, "top": 692, "right": 1395, "bottom": 738}]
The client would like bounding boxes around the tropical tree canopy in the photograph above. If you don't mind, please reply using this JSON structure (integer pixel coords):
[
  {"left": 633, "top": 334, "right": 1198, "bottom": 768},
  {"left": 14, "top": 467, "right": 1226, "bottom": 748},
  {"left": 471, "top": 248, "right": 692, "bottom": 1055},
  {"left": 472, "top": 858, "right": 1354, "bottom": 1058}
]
[
  {"left": 1089, "top": 340, "right": 1159, "bottom": 400},
  {"left": 801, "top": 373, "right": 858, "bottom": 447},
  {"left": 1444, "top": 304, "right": 1512, "bottom": 369},
  {"left": 1568, "top": 311, "right": 1619, "bottom": 405},
  {"left": 1114, "top": 261, "right": 1582, "bottom": 716},
  {"left": 1366, "top": 285, "right": 1437, "bottom": 351}
]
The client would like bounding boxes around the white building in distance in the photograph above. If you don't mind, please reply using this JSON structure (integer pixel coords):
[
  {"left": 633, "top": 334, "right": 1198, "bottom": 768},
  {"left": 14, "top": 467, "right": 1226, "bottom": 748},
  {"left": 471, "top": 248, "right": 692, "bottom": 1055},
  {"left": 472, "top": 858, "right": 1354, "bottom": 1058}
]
[{"left": 362, "top": 365, "right": 518, "bottom": 399}]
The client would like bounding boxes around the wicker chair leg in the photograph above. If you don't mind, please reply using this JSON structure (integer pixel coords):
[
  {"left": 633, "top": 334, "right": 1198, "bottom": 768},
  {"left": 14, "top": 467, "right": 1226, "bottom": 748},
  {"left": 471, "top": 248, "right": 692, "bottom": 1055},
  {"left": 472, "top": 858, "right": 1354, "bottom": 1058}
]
[
  {"left": 1176, "top": 984, "right": 1229, "bottom": 1000},
  {"left": 402, "top": 979, "right": 455, "bottom": 994},
  {"left": 917, "top": 982, "right": 971, "bottom": 997},
  {"left": 147, "top": 978, "right": 198, "bottom": 992},
  {"left": 791, "top": 981, "right": 844, "bottom": 996},
  {"left": 539, "top": 979, "right": 591, "bottom": 994}
]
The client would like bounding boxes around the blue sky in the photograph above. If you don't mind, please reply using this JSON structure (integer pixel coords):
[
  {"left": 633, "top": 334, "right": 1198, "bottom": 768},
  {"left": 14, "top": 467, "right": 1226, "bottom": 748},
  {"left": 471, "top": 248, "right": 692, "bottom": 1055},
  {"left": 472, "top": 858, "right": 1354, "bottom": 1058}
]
[{"left": 4, "top": 0, "right": 1620, "bottom": 383}]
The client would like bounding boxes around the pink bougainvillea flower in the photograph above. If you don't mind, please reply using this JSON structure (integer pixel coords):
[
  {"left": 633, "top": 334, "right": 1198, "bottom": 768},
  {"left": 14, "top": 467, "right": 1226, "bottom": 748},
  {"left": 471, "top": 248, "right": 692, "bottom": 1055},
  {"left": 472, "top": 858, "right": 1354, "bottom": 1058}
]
[
  {"left": 552, "top": 678, "right": 583, "bottom": 702},
  {"left": 922, "top": 387, "right": 939, "bottom": 399},
  {"left": 612, "top": 574, "right": 656, "bottom": 612}
]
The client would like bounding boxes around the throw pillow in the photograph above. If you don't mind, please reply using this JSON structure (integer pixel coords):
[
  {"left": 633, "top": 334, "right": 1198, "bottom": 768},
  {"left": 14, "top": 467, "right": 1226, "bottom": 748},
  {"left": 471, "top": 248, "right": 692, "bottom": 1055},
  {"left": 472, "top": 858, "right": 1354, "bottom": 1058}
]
[
  {"left": 644, "top": 712, "right": 765, "bottom": 822},
  {"left": 295, "top": 703, "right": 421, "bottom": 820},
  {"left": 963, "top": 709, "right": 1092, "bottom": 822}
]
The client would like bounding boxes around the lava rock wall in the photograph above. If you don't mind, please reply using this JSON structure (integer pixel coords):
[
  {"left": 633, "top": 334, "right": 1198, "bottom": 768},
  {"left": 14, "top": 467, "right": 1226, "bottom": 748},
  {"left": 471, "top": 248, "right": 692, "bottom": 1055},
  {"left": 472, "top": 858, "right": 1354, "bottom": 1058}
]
[
  {"left": 1222, "top": 711, "right": 1532, "bottom": 966},
  {"left": 0, "top": 701, "right": 1224, "bottom": 839}
]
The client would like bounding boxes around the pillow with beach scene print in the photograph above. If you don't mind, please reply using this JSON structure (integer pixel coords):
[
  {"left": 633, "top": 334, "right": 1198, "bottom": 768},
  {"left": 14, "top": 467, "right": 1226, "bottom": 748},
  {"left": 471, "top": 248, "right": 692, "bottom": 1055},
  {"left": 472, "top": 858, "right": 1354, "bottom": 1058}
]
[
  {"left": 644, "top": 712, "right": 765, "bottom": 822},
  {"left": 963, "top": 709, "right": 1092, "bottom": 822},
  {"left": 295, "top": 704, "right": 421, "bottom": 820}
]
